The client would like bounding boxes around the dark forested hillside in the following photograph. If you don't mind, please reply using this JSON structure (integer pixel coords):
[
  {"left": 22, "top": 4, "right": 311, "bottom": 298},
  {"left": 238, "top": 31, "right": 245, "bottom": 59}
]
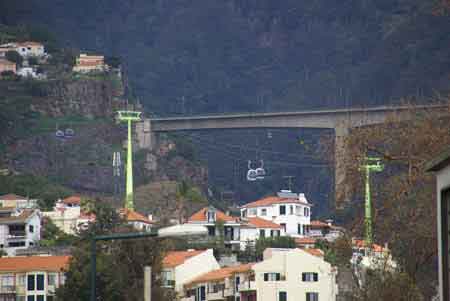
[{"left": 3, "top": 0, "right": 450, "bottom": 115}]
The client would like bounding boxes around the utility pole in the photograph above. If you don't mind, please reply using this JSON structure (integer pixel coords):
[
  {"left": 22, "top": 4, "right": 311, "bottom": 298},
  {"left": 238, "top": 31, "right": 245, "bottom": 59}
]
[
  {"left": 360, "top": 157, "right": 384, "bottom": 246},
  {"left": 117, "top": 111, "right": 141, "bottom": 210}
]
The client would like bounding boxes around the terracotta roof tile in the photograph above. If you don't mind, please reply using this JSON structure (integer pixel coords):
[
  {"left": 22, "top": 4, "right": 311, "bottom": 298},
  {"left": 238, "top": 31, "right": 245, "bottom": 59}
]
[
  {"left": 0, "top": 256, "right": 70, "bottom": 272},
  {"left": 163, "top": 250, "right": 206, "bottom": 268},
  {"left": 295, "top": 237, "right": 317, "bottom": 245},
  {"left": 353, "top": 239, "right": 385, "bottom": 252},
  {"left": 0, "top": 209, "right": 36, "bottom": 224},
  {"left": 303, "top": 248, "right": 324, "bottom": 257},
  {"left": 0, "top": 194, "right": 26, "bottom": 201},
  {"left": 244, "top": 217, "right": 281, "bottom": 229},
  {"left": 119, "top": 208, "right": 153, "bottom": 224},
  {"left": 189, "top": 207, "right": 237, "bottom": 223},
  {"left": 310, "top": 220, "right": 330, "bottom": 228},
  {"left": 242, "top": 196, "right": 309, "bottom": 208},
  {"left": 15, "top": 42, "right": 43, "bottom": 47},
  {"left": 186, "top": 264, "right": 254, "bottom": 286}
]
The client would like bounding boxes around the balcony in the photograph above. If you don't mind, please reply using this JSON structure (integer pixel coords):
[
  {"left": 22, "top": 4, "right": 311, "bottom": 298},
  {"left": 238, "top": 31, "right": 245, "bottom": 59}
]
[
  {"left": 238, "top": 281, "right": 256, "bottom": 292},
  {"left": 0, "top": 285, "right": 15, "bottom": 294},
  {"left": 7, "top": 231, "right": 26, "bottom": 238}
]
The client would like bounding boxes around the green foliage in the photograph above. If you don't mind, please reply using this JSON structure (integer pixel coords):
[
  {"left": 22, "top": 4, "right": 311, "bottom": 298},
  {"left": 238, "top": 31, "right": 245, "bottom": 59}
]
[
  {"left": 105, "top": 56, "right": 121, "bottom": 68},
  {"left": 40, "top": 217, "right": 77, "bottom": 246},
  {"left": 314, "top": 238, "right": 352, "bottom": 266},
  {"left": 56, "top": 200, "right": 171, "bottom": 301},
  {"left": 5, "top": 50, "right": 22, "bottom": 66},
  {"left": 0, "top": 174, "right": 72, "bottom": 210},
  {"left": 253, "top": 236, "right": 296, "bottom": 261},
  {"left": 167, "top": 135, "right": 198, "bottom": 162},
  {"left": 27, "top": 56, "right": 38, "bottom": 66}
]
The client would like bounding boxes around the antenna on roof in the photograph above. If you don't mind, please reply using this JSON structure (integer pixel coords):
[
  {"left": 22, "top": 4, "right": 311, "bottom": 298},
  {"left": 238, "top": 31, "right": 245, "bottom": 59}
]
[{"left": 282, "top": 175, "right": 295, "bottom": 192}]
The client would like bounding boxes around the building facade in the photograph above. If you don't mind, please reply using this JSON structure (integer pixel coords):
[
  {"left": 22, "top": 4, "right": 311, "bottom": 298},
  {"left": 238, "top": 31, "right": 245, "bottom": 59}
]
[
  {"left": 0, "top": 209, "right": 41, "bottom": 256},
  {"left": 427, "top": 149, "right": 450, "bottom": 301},
  {"left": 14, "top": 42, "right": 45, "bottom": 58},
  {"left": 72, "top": 54, "right": 108, "bottom": 73},
  {"left": 188, "top": 206, "right": 241, "bottom": 250},
  {"left": 240, "top": 191, "right": 312, "bottom": 238},
  {"left": 0, "top": 194, "right": 37, "bottom": 210},
  {"left": 239, "top": 217, "right": 284, "bottom": 250},
  {"left": 0, "top": 255, "right": 69, "bottom": 301},
  {"left": 251, "top": 248, "right": 338, "bottom": 301},
  {"left": 162, "top": 249, "right": 220, "bottom": 294}
]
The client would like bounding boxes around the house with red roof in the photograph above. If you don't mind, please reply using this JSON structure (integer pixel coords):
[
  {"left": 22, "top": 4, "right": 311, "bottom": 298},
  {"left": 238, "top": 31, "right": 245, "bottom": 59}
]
[
  {"left": 187, "top": 206, "right": 241, "bottom": 250},
  {"left": 0, "top": 194, "right": 37, "bottom": 209},
  {"left": 239, "top": 217, "right": 285, "bottom": 250},
  {"left": 240, "top": 190, "right": 312, "bottom": 238},
  {"left": 0, "top": 255, "right": 70, "bottom": 300},
  {"left": 118, "top": 208, "right": 154, "bottom": 232},
  {"left": 161, "top": 249, "right": 220, "bottom": 294}
]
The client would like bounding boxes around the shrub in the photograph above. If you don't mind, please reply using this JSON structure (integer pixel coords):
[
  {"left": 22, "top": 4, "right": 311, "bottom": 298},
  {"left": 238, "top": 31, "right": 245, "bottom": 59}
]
[{"left": 5, "top": 50, "right": 23, "bottom": 66}]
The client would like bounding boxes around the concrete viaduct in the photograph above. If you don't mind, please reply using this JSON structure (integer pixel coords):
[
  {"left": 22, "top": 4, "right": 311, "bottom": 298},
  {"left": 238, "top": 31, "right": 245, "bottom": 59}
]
[{"left": 135, "top": 104, "right": 447, "bottom": 205}]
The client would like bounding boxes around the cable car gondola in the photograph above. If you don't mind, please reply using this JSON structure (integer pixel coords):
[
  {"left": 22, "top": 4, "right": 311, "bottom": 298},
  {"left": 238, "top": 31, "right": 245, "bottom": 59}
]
[
  {"left": 247, "top": 160, "right": 258, "bottom": 181},
  {"left": 55, "top": 130, "right": 65, "bottom": 139},
  {"left": 64, "top": 128, "right": 75, "bottom": 138},
  {"left": 255, "top": 160, "right": 266, "bottom": 180}
]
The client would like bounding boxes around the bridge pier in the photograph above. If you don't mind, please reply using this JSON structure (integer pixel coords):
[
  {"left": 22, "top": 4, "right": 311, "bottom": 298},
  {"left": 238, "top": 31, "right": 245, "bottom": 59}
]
[{"left": 335, "top": 125, "right": 350, "bottom": 208}]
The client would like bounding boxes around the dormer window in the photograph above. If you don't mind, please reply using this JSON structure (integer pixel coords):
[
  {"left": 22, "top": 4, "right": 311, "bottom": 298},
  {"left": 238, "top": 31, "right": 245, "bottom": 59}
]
[{"left": 207, "top": 210, "right": 216, "bottom": 222}]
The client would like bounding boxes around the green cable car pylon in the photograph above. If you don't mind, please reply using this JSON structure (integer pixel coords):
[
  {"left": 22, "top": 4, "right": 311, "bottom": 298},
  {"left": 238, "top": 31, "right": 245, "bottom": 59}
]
[
  {"left": 117, "top": 110, "right": 141, "bottom": 211},
  {"left": 360, "top": 157, "right": 384, "bottom": 246}
]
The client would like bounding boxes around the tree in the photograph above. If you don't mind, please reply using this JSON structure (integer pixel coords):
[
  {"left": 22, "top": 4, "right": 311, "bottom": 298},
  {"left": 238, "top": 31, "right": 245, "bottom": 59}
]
[
  {"left": 254, "top": 236, "right": 296, "bottom": 261},
  {"left": 40, "top": 217, "right": 76, "bottom": 247},
  {"left": 338, "top": 101, "right": 450, "bottom": 299},
  {"left": 5, "top": 50, "right": 22, "bottom": 66},
  {"left": 56, "top": 199, "right": 172, "bottom": 301},
  {"left": 105, "top": 56, "right": 121, "bottom": 68},
  {"left": 175, "top": 181, "right": 205, "bottom": 223},
  {"left": 28, "top": 56, "right": 38, "bottom": 66}
]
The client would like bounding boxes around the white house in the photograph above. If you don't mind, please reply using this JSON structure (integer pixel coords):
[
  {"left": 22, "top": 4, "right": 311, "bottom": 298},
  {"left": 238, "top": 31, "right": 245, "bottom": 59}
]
[
  {"left": 427, "top": 149, "right": 450, "bottom": 301},
  {"left": 118, "top": 208, "right": 154, "bottom": 232},
  {"left": 73, "top": 53, "right": 108, "bottom": 73},
  {"left": 309, "top": 220, "right": 345, "bottom": 242},
  {"left": 0, "top": 194, "right": 37, "bottom": 209},
  {"left": 187, "top": 206, "right": 241, "bottom": 250},
  {"left": 240, "top": 190, "right": 312, "bottom": 238},
  {"left": 14, "top": 42, "right": 46, "bottom": 58},
  {"left": 250, "top": 248, "right": 338, "bottom": 301},
  {"left": 182, "top": 263, "right": 254, "bottom": 301},
  {"left": 162, "top": 249, "right": 220, "bottom": 294},
  {"left": 0, "top": 208, "right": 41, "bottom": 256},
  {"left": 0, "top": 255, "right": 69, "bottom": 301},
  {"left": 239, "top": 217, "right": 284, "bottom": 250}
]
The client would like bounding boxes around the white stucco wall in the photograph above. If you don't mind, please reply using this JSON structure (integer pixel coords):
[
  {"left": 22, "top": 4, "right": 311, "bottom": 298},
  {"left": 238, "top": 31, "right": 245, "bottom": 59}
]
[
  {"left": 174, "top": 249, "right": 220, "bottom": 293},
  {"left": 436, "top": 164, "right": 450, "bottom": 301},
  {"left": 252, "top": 249, "right": 337, "bottom": 301}
]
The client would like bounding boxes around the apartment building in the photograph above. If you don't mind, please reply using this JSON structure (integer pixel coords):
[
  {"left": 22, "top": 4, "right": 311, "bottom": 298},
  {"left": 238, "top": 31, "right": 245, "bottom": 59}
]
[
  {"left": 0, "top": 194, "right": 37, "bottom": 210},
  {"left": 251, "top": 248, "right": 338, "bottom": 301},
  {"left": 240, "top": 217, "right": 284, "bottom": 250},
  {"left": 0, "top": 255, "right": 69, "bottom": 301},
  {"left": 182, "top": 264, "right": 254, "bottom": 301},
  {"left": 241, "top": 190, "right": 312, "bottom": 237},
  {"left": 15, "top": 42, "right": 46, "bottom": 58},
  {"left": 188, "top": 206, "right": 241, "bottom": 250},
  {"left": 0, "top": 208, "right": 41, "bottom": 256},
  {"left": 162, "top": 249, "right": 220, "bottom": 294},
  {"left": 72, "top": 53, "right": 108, "bottom": 73}
]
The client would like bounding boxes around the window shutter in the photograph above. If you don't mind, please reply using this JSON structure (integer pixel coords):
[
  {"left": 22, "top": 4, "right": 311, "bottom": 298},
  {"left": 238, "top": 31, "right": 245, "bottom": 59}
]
[
  {"left": 313, "top": 273, "right": 318, "bottom": 282},
  {"left": 264, "top": 273, "right": 268, "bottom": 281}
]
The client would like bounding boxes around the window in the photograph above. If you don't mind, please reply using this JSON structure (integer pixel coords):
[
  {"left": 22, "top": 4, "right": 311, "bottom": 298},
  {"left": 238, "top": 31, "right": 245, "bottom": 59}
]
[
  {"left": 207, "top": 226, "right": 215, "bottom": 236},
  {"left": 249, "top": 208, "right": 257, "bottom": 216},
  {"left": 295, "top": 205, "right": 301, "bottom": 215},
  {"left": 279, "top": 291, "right": 287, "bottom": 301},
  {"left": 18, "top": 274, "right": 26, "bottom": 286},
  {"left": 289, "top": 205, "right": 294, "bottom": 215},
  {"left": 259, "top": 229, "right": 265, "bottom": 238},
  {"left": 306, "top": 292, "right": 319, "bottom": 301},
  {"left": 29, "top": 225, "right": 34, "bottom": 233},
  {"left": 235, "top": 276, "right": 240, "bottom": 292},
  {"left": 242, "top": 209, "right": 247, "bottom": 217},
  {"left": 279, "top": 205, "right": 286, "bottom": 215},
  {"left": 48, "top": 273, "right": 56, "bottom": 286},
  {"left": 302, "top": 272, "right": 318, "bottom": 282},
  {"left": 260, "top": 208, "right": 267, "bottom": 216},
  {"left": 304, "top": 207, "right": 310, "bottom": 217},
  {"left": 161, "top": 270, "right": 174, "bottom": 287},
  {"left": 207, "top": 211, "right": 216, "bottom": 222},
  {"left": 280, "top": 223, "right": 286, "bottom": 232},
  {"left": 298, "top": 224, "right": 302, "bottom": 235},
  {"left": 8, "top": 241, "right": 26, "bottom": 247},
  {"left": 36, "top": 296, "right": 44, "bottom": 301},
  {"left": 36, "top": 275, "right": 44, "bottom": 291},
  {"left": 17, "top": 296, "right": 26, "bottom": 301},
  {"left": 27, "top": 296, "right": 35, "bottom": 301},
  {"left": 60, "top": 274, "right": 66, "bottom": 285},
  {"left": 263, "top": 273, "right": 281, "bottom": 281},
  {"left": 27, "top": 275, "right": 35, "bottom": 291}
]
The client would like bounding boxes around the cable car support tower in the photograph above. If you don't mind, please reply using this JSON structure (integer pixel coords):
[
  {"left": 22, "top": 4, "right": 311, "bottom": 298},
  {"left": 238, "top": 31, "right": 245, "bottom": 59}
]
[
  {"left": 360, "top": 157, "right": 384, "bottom": 246},
  {"left": 117, "top": 110, "right": 141, "bottom": 211}
]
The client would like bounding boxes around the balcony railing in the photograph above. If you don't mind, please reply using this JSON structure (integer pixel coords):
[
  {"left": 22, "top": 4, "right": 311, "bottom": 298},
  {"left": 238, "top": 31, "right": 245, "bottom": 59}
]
[
  {"left": 7, "top": 231, "right": 26, "bottom": 238},
  {"left": 238, "top": 281, "right": 256, "bottom": 292},
  {"left": 0, "top": 285, "right": 16, "bottom": 294}
]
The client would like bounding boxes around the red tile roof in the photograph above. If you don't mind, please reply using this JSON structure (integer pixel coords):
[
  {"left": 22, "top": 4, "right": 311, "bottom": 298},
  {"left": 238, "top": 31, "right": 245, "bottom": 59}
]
[
  {"left": 303, "top": 248, "right": 324, "bottom": 257},
  {"left": 186, "top": 264, "right": 254, "bottom": 286},
  {"left": 295, "top": 237, "right": 317, "bottom": 245},
  {"left": 119, "top": 208, "right": 153, "bottom": 224},
  {"left": 244, "top": 217, "right": 281, "bottom": 229},
  {"left": 0, "top": 256, "right": 70, "bottom": 272},
  {"left": 353, "top": 239, "right": 385, "bottom": 252},
  {"left": 15, "top": 42, "right": 43, "bottom": 47},
  {"left": 310, "top": 220, "right": 330, "bottom": 228},
  {"left": 0, "top": 194, "right": 27, "bottom": 201},
  {"left": 163, "top": 250, "right": 206, "bottom": 268},
  {"left": 0, "top": 209, "right": 36, "bottom": 224},
  {"left": 62, "top": 195, "right": 82, "bottom": 205},
  {"left": 241, "top": 196, "right": 309, "bottom": 208},
  {"left": 189, "top": 207, "right": 237, "bottom": 223}
]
